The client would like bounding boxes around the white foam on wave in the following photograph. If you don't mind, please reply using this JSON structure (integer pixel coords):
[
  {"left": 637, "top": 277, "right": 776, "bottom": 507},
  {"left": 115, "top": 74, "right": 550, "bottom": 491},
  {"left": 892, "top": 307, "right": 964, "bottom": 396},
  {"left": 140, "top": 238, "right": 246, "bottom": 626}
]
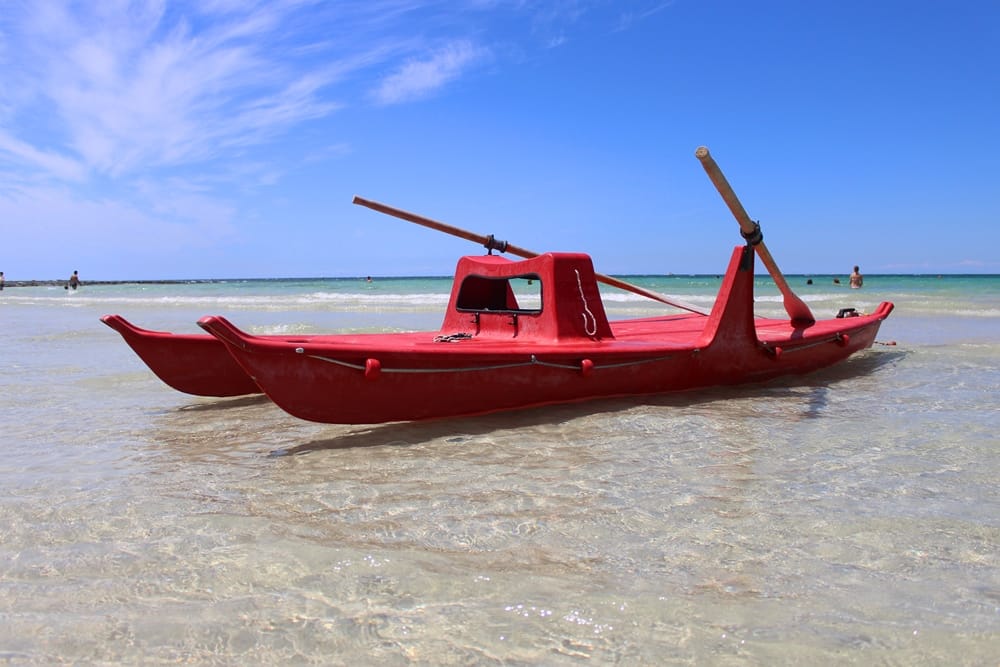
[
  {"left": 4, "top": 290, "right": 453, "bottom": 312},
  {"left": 599, "top": 292, "right": 717, "bottom": 306}
]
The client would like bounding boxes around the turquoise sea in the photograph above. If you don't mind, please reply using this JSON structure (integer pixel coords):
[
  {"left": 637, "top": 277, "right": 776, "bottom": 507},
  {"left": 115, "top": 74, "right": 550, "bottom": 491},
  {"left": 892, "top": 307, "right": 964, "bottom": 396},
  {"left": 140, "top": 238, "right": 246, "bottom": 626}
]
[{"left": 1, "top": 272, "right": 998, "bottom": 664}]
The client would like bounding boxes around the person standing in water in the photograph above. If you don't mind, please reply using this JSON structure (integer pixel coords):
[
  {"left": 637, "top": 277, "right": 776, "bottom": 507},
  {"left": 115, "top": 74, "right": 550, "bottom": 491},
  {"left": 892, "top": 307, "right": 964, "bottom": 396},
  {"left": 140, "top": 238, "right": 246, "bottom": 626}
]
[
  {"left": 849, "top": 266, "right": 863, "bottom": 289},
  {"left": 0, "top": 271, "right": 4, "bottom": 291},
  {"left": 68, "top": 270, "right": 81, "bottom": 290}
]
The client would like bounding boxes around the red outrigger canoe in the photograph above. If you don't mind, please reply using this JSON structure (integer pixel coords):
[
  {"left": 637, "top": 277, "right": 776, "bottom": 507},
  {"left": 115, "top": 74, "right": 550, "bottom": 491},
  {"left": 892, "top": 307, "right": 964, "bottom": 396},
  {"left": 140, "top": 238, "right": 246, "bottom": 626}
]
[
  {"left": 192, "top": 246, "right": 892, "bottom": 424},
  {"left": 102, "top": 148, "right": 895, "bottom": 423}
]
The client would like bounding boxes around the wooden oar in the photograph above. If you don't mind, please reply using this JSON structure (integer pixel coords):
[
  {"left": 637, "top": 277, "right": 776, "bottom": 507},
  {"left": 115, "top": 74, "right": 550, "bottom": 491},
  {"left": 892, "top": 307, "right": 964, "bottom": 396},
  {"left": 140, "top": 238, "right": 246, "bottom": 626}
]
[
  {"left": 694, "top": 146, "right": 815, "bottom": 323},
  {"left": 352, "top": 196, "right": 709, "bottom": 316}
]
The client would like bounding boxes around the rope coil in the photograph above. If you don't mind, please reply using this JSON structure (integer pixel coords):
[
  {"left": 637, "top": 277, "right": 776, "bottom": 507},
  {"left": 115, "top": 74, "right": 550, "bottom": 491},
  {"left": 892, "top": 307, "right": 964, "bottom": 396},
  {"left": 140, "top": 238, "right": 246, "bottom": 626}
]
[{"left": 433, "top": 333, "right": 473, "bottom": 342}]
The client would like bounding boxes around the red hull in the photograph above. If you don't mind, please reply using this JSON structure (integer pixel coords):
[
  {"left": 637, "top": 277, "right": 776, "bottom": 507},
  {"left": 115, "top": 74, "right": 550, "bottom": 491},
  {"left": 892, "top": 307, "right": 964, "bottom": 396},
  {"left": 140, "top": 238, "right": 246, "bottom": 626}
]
[
  {"left": 197, "top": 247, "right": 894, "bottom": 424},
  {"left": 101, "top": 315, "right": 261, "bottom": 397}
]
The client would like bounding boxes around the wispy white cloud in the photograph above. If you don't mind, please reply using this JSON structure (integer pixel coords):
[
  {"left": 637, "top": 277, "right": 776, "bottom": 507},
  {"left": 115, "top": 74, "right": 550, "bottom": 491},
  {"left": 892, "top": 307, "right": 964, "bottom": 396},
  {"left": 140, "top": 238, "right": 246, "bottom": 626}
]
[
  {"left": 0, "top": 130, "right": 87, "bottom": 182},
  {"left": 2, "top": 1, "right": 355, "bottom": 180},
  {"left": 370, "top": 40, "right": 490, "bottom": 106},
  {"left": 0, "top": 1, "right": 622, "bottom": 185},
  {"left": 613, "top": 1, "right": 675, "bottom": 32},
  {"left": 0, "top": 1, "right": 666, "bottom": 277}
]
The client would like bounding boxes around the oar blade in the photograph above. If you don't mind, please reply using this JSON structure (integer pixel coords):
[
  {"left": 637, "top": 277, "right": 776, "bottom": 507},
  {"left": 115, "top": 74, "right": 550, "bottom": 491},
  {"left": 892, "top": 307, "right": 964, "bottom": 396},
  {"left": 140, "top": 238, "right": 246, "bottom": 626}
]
[{"left": 783, "top": 293, "right": 814, "bottom": 323}]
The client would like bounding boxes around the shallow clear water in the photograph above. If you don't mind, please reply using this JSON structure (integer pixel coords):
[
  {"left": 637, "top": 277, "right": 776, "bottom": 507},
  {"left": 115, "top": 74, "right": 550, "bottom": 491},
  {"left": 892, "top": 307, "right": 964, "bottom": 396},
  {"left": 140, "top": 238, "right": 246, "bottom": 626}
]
[{"left": 1, "top": 274, "right": 997, "bottom": 664}]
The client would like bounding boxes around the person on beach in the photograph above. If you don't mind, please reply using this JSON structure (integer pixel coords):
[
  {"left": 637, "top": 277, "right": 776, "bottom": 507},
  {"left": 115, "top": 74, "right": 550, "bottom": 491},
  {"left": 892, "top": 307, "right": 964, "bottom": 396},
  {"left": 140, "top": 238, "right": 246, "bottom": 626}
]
[
  {"left": 850, "top": 266, "right": 863, "bottom": 289},
  {"left": 0, "top": 271, "right": 4, "bottom": 291},
  {"left": 67, "top": 270, "right": 81, "bottom": 290}
]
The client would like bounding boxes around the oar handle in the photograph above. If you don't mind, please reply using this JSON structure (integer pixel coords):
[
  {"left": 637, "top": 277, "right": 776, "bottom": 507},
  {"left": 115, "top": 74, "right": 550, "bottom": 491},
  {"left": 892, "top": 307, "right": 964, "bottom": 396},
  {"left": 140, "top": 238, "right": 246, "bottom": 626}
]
[
  {"left": 353, "top": 196, "right": 538, "bottom": 259},
  {"left": 694, "top": 146, "right": 756, "bottom": 236}
]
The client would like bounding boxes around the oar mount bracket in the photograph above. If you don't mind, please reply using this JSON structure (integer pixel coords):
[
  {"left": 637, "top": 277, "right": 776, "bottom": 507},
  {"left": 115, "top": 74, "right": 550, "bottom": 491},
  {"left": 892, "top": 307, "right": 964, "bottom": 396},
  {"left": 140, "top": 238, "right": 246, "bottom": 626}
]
[
  {"left": 741, "top": 221, "right": 764, "bottom": 247},
  {"left": 484, "top": 234, "right": 509, "bottom": 255}
]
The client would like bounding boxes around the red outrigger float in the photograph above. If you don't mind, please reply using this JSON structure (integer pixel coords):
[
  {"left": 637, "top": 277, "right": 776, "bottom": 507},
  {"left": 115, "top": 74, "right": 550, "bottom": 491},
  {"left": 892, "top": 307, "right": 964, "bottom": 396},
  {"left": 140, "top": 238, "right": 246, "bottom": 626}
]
[
  {"left": 101, "top": 314, "right": 262, "bottom": 397},
  {"left": 102, "top": 148, "right": 895, "bottom": 424}
]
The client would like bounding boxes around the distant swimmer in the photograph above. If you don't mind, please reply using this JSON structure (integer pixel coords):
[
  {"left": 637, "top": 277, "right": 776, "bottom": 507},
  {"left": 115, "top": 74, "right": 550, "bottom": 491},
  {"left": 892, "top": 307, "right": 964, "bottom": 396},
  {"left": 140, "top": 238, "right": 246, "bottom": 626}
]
[
  {"left": 67, "top": 270, "right": 81, "bottom": 290},
  {"left": 849, "top": 265, "right": 863, "bottom": 289}
]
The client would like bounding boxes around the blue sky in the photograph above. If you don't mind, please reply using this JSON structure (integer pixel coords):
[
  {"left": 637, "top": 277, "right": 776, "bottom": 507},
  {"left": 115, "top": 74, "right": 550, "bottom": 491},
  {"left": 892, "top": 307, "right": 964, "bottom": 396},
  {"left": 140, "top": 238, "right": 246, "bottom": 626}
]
[{"left": 1, "top": 1, "right": 997, "bottom": 280}]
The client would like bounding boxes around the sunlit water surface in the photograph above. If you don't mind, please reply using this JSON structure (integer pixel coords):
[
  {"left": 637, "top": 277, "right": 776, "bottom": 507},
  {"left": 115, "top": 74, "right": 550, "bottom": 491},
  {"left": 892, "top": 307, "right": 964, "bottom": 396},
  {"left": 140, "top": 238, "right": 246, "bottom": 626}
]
[{"left": 1, "top": 275, "right": 997, "bottom": 664}]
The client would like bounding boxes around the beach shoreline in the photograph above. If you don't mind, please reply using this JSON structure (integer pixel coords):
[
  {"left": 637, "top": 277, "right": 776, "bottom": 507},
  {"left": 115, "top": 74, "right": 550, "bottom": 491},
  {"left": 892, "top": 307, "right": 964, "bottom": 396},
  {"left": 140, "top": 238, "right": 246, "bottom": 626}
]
[
  {"left": 3, "top": 273, "right": 996, "bottom": 290},
  {"left": 3, "top": 279, "right": 200, "bottom": 288}
]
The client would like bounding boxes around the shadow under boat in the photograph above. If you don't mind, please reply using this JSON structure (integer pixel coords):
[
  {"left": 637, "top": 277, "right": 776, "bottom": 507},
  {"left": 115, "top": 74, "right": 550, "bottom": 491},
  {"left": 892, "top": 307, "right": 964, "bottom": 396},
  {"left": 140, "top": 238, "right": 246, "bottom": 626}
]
[{"left": 176, "top": 394, "right": 274, "bottom": 412}]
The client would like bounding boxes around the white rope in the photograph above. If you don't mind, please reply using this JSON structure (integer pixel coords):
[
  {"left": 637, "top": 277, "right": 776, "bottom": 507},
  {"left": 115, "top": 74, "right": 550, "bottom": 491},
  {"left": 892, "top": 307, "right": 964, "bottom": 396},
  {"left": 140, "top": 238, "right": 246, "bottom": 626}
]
[
  {"left": 305, "top": 351, "right": 678, "bottom": 374},
  {"left": 759, "top": 333, "right": 850, "bottom": 355},
  {"left": 575, "top": 269, "right": 598, "bottom": 337}
]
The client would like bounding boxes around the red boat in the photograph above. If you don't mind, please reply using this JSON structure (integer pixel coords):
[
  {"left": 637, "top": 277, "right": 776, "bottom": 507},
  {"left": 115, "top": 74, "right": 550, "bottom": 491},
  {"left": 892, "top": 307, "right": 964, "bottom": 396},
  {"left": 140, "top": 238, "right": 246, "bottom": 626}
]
[
  {"left": 103, "top": 148, "right": 895, "bottom": 422},
  {"left": 196, "top": 246, "right": 893, "bottom": 424}
]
